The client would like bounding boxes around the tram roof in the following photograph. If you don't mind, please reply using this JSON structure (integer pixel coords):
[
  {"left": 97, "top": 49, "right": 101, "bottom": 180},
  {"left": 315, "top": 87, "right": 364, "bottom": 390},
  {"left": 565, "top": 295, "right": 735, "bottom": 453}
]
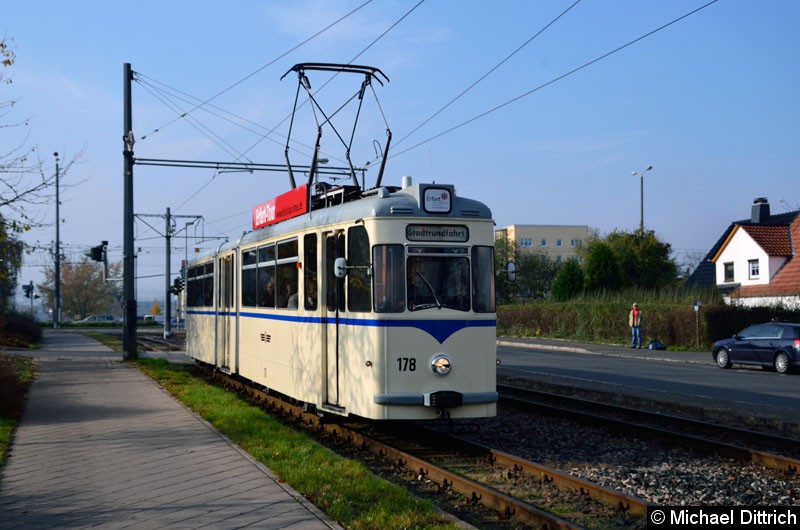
[{"left": 195, "top": 180, "right": 493, "bottom": 262}]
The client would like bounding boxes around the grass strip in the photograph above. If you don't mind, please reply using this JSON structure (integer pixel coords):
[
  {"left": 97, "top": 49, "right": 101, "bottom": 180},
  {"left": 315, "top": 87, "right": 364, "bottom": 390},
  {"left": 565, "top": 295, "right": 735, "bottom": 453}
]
[{"left": 135, "top": 358, "right": 460, "bottom": 530}]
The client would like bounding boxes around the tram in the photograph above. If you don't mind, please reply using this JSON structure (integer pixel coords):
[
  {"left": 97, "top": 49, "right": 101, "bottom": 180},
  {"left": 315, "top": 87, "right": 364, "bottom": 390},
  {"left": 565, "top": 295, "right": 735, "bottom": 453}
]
[{"left": 184, "top": 64, "right": 498, "bottom": 420}]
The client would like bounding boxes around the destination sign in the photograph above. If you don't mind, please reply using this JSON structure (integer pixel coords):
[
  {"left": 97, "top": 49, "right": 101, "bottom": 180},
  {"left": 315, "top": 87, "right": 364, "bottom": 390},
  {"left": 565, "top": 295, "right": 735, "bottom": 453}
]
[
  {"left": 406, "top": 224, "right": 469, "bottom": 242},
  {"left": 252, "top": 184, "right": 308, "bottom": 229}
]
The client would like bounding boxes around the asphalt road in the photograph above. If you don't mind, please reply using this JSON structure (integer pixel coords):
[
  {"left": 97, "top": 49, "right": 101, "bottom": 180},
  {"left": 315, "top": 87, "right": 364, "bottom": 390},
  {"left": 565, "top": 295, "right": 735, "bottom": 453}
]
[{"left": 496, "top": 338, "right": 800, "bottom": 424}]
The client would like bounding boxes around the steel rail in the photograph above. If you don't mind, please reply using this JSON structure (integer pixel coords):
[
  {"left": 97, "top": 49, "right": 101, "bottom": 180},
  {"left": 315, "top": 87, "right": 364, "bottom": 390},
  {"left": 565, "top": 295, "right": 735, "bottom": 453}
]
[
  {"left": 201, "top": 368, "right": 586, "bottom": 529},
  {"left": 498, "top": 383, "right": 800, "bottom": 476},
  {"left": 413, "top": 425, "right": 652, "bottom": 517},
  {"left": 327, "top": 423, "right": 584, "bottom": 530}
]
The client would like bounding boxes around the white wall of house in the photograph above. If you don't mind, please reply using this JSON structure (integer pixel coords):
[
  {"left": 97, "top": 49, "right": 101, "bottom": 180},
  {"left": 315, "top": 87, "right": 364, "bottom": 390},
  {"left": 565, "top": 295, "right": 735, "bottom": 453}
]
[{"left": 714, "top": 229, "right": 787, "bottom": 286}]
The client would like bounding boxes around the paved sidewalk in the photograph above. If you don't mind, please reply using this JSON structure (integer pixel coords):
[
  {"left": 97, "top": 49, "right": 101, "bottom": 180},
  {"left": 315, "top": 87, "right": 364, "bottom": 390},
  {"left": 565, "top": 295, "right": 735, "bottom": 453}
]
[
  {"left": 0, "top": 331, "right": 341, "bottom": 530},
  {"left": 497, "top": 336, "right": 711, "bottom": 364}
]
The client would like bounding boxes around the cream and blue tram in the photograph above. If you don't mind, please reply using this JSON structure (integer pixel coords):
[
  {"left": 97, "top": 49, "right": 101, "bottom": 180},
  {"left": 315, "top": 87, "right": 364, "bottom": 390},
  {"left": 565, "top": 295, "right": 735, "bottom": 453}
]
[{"left": 185, "top": 177, "right": 497, "bottom": 420}]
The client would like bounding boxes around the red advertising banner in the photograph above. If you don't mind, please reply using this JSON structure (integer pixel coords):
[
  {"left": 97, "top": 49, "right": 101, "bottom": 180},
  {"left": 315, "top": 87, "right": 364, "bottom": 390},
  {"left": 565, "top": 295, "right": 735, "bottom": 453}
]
[{"left": 252, "top": 184, "right": 308, "bottom": 229}]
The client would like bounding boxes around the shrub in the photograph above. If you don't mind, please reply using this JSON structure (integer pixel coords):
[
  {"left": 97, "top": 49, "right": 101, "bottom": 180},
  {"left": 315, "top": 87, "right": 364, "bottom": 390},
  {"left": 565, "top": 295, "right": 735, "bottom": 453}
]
[{"left": 0, "top": 311, "right": 43, "bottom": 348}]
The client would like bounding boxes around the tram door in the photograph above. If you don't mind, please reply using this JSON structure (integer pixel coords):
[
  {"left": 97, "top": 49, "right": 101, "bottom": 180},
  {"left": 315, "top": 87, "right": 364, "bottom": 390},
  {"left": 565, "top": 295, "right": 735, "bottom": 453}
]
[
  {"left": 217, "top": 255, "right": 235, "bottom": 371},
  {"left": 324, "top": 233, "right": 346, "bottom": 406}
]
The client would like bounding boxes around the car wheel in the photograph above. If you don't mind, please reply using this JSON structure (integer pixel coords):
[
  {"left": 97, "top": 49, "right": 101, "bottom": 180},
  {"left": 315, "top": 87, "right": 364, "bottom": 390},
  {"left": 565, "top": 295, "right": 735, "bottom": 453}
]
[
  {"left": 715, "top": 349, "right": 731, "bottom": 369},
  {"left": 774, "top": 352, "right": 790, "bottom": 374}
]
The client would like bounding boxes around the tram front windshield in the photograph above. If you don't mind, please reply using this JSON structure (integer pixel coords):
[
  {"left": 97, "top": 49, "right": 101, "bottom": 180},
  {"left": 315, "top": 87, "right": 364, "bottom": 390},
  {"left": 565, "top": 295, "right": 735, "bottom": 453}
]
[
  {"left": 406, "top": 254, "right": 469, "bottom": 311},
  {"left": 372, "top": 245, "right": 495, "bottom": 313}
]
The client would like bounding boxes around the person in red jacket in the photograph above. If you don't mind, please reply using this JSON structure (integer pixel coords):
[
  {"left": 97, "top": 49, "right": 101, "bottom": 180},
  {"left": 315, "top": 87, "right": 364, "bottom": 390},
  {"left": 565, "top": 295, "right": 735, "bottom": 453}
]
[{"left": 628, "top": 303, "right": 643, "bottom": 348}]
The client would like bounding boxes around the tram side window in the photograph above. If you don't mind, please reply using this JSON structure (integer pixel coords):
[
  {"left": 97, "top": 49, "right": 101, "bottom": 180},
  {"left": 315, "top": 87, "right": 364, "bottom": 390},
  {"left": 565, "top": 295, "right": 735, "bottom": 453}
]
[
  {"left": 373, "top": 245, "right": 404, "bottom": 313},
  {"left": 276, "top": 239, "right": 299, "bottom": 309},
  {"left": 347, "top": 226, "right": 371, "bottom": 312},
  {"left": 242, "top": 249, "right": 258, "bottom": 307},
  {"left": 194, "top": 265, "right": 205, "bottom": 307},
  {"left": 258, "top": 244, "right": 276, "bottom": 308},
  {"left": 187, "top": 264, "right": 212, "bottom": 307},
  {"left": 203, "top": 262, "right": 215, "bottom": 307},
  {"left": 326, "top": 235, "right": 345, "bottom": 312},
  {"left": 472, "top": 246, "right": 495, "bottom": 313},
  {"left": 186, "top": 266, "right": 198, "bottom": 308},
  {"left": 304, "top": 234, "right": 318, "bottom": 310}
]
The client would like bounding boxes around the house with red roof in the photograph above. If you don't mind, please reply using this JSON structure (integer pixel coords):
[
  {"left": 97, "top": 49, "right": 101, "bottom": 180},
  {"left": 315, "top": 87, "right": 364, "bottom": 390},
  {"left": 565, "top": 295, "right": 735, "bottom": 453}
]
[{"left": 686, "top": 198, "right": 800, "bottom": 308}]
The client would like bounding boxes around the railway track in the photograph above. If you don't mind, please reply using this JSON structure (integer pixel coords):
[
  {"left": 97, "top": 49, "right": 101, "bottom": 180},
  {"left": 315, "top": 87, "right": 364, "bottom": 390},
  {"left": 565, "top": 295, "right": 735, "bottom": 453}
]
[
  {"left": 198, "top": 366, "right": 652, "bottom": 529},
  {"left": 186, "top": 365, "right": 800, "bottom": 527},
  {"left": 496, "top": 383, "right": 800, "bottom": 475}
]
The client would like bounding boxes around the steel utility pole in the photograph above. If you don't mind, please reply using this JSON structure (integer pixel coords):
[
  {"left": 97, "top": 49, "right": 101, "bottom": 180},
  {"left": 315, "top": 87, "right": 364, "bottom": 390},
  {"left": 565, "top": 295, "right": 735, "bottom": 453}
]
[
  {"left": 54, "top": 152, "right": 61, "bottom": 328},
  {"left": 136, "top": 210, "right": 203, "bottom": 339},
  {"left": 165, "top": 208, "right": 172, "bottom": 339},
  {"left": 123, "top": 63, "right": 137, "bottom": 360}
]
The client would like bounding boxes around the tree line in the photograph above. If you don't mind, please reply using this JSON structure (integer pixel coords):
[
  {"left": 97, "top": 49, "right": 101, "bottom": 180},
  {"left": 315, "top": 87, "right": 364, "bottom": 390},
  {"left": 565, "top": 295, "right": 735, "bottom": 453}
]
[{"left": 495, "top": 228, "right": 681, "bottom": 304}]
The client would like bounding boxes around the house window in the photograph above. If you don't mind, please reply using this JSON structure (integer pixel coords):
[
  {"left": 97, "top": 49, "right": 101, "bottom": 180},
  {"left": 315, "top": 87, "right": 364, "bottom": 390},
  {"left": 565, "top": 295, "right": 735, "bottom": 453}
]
[
  {"left": 520, "top": 238, "right": 532, "bottom": 247},
  {"left": 748, "top": 259, "right": 760, "bottom": 279},
  {"left": 723, "top": 262, "right": 734, "bottom": 283},
  {"left": 570, "top": 239, "right": 581, "bottom": 247},
  {"left": 556, "top": 239, "right": 563, "bottom": 247},
  {"left": 540, "top": 238, "right": 547, "bottom": 247}
]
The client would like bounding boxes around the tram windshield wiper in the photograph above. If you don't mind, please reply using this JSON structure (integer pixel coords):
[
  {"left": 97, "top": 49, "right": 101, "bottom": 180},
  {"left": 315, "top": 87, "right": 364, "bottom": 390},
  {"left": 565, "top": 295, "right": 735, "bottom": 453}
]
[{"left": 416, "top": 271, "right": 442, "bottom": 309}]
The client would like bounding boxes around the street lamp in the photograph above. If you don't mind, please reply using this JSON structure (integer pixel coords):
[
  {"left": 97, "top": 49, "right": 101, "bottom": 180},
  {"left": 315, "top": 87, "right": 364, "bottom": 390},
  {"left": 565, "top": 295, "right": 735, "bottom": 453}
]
[{"left": 631, "top": 165, "right": 653, "bottom": 233}]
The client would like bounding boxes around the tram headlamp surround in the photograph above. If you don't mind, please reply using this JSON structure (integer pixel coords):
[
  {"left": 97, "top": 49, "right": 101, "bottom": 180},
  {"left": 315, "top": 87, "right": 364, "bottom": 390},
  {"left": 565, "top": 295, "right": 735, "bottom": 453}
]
[{"left": 431, "top": 354, "right": 452, "bottom": 376}]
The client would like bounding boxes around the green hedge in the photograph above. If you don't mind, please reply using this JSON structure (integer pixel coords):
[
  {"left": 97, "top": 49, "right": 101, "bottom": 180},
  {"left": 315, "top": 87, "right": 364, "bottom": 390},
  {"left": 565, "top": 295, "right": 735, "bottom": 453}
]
[{"left": 497, "top": 302, "right": 800, "bottom": 350}]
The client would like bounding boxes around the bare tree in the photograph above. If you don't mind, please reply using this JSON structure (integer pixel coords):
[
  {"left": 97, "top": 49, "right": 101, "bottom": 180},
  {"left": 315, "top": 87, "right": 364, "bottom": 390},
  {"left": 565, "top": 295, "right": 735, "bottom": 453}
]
[{"left": 0, "top": 37, "right": 82, "bottom": 310}]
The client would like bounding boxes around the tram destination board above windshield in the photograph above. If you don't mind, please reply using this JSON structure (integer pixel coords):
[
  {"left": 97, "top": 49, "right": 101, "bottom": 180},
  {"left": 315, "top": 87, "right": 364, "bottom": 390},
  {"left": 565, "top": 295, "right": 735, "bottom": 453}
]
[
  {"left": 252, "top": 184, "right": 308, "bottom": 229},
  {"left": 406, "top": 224, "right": 469, "bottom": 242}
]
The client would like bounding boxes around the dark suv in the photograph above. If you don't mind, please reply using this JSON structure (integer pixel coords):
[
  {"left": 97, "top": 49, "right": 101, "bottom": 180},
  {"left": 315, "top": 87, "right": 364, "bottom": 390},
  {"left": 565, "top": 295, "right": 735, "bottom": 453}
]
[{"left": 712, "top": 322, "right": 800, "bottom": 374}]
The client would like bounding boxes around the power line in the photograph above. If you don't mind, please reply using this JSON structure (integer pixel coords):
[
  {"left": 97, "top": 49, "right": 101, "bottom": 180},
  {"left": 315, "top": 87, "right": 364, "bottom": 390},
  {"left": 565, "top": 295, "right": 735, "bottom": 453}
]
[
  {"left": 135, "top": 79, "right": 254, "bottom": 162},
  {"left": 138, "top": 1, "right": 424, "bottom": 219},
  {"left": 391, "top": 0, "right": 720, "bottom": 159},
  {"left": 138, "top": 0, "right": 375, "bottom": 142},
  {"left": 394, "top": 0, "right": 583, "bottom": 150},
  {"left": 211, "top": 0, "right": 426, "bottom": 178}
]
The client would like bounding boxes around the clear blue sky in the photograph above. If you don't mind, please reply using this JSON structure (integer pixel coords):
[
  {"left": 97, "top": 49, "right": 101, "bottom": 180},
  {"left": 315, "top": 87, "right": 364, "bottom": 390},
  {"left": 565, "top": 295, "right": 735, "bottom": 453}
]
[{"left": 4, "top": 0, "right": 799, "bottom": 306}]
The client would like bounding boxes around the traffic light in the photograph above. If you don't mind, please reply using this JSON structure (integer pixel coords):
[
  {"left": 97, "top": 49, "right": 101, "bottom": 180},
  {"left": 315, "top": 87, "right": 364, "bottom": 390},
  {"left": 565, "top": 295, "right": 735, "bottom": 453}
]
[
  {"left": 23, "top": 283, "right": 32, "bottom": 299},
  {"left": 89, "top": 245, "right": 103, "bottom": 261},
  {"left": 171, "top": 276, "right": 184, "bottom": 295},
  {"left": 85, "top": 241, "right": 108, "bottom": 262}
]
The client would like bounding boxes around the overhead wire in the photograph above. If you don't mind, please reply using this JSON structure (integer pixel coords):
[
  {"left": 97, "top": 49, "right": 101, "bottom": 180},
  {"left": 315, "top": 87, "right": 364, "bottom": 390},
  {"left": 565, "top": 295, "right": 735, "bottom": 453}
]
[
  {"left": 138, "top": 0, "right": 376, "bottom": 142},
  {"left": 393, "top": 0, "right": 583, "bottom": 150},
  {"left": 136, "top": 79, "right": 253, "bottom": 162},
  {"left": 390, "top": 0, "right": 720, "bottom": 160},
  {"left": 144, "top": 0, "right": 425, "bottom": 229},
  {"left": 132, "top": 1, "right": 718, "bottom": 249},
  {"left": 225, "top": 0, "right": 426, "bottom": 172},
  {"left": 130, "top": 1, "right": 378, "bottom": 233}
]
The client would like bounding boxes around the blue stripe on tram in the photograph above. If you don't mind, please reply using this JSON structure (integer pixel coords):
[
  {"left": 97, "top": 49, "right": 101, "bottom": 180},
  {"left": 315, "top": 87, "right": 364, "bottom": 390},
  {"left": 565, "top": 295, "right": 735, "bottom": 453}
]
[{"left": 186, "top": 310, "right": 495, "bottom": 344}]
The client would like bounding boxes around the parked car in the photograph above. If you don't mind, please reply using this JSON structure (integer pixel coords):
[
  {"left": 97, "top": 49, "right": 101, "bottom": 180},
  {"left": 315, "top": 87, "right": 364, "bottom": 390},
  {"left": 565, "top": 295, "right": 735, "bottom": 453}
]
[
  {"left": 74, "top": 315, "right": 118, "bottom": 324},
  {"left": 711, "top": 322, "right": 800, "bottom": 374}
]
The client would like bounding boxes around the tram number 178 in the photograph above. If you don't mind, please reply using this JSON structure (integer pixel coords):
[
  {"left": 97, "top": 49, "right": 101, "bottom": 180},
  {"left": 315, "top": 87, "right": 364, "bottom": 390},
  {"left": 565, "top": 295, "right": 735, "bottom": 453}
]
[{"left": 397, "top": 357, "right": 417, "bottom": 372}]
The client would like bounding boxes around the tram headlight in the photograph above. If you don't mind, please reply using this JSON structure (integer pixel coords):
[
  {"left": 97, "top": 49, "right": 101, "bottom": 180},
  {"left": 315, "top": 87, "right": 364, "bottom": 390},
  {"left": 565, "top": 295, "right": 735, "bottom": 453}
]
[{"left": 431, "top": 354, "right": 452, "bottom": 376}]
